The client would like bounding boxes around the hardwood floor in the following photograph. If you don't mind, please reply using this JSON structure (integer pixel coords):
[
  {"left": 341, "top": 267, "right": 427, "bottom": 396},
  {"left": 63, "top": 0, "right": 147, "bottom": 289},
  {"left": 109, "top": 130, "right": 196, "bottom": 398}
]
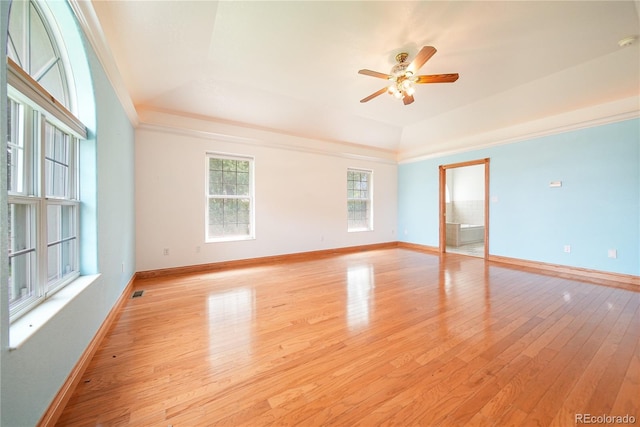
[{"left": 57, "top": 248, "right": 639, "bottom": 426}]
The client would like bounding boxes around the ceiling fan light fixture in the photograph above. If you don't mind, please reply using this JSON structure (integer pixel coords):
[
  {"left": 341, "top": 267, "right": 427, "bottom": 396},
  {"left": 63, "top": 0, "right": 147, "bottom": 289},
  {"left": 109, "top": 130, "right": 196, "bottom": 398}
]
[
  {"left": 618, "top": 35, "right": 637, "bottom": 47},
  {"left": 392, "top": 88, "right": 404, "bottom": 99},
  {"left": 404, "top": 85, "right": 415, "bottom": 96},
  {"left": 393, "top": 64, "right": 408, "bottom": 76},
  {"left": 358, "top": 46, "right": 459, "bottom": 105}
]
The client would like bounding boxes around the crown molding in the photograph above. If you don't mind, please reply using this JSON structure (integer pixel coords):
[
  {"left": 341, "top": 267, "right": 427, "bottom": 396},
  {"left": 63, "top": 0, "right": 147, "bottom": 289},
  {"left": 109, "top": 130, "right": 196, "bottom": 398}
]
[
  {"left": 137, "top": 109, "right": 398, "bottom": 165},
  {"left": 399, "top": 96, "right": 640, "bottom": 164},
  {"left": 67, "top": 0, "right": 139, "bottom": 127}
]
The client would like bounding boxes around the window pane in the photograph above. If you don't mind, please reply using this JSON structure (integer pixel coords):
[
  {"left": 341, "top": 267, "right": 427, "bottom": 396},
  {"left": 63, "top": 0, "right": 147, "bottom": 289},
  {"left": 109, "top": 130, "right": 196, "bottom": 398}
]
[
  {"left": 46, "top": 204, "right": 77, "bottom": 285},
  {"left": 7, "top": 98, "right": 25, "bottom": 193},
  {"left": 223, "top": 198, "right": 238, "bottom": 223},
  {"left": 9, "top": 252, "right": 37, "bottom": 306},
  {"left": 209, "top": 199, "right": 223, "bottom": 225},
  {"left": 222, "top": 159, "right": 236, "bottom": 172},
  {"left": 45, "top": 122, "right": 70, "bottom": 198},
  {"left": 208, "top": 197, "right": 251, "bottom": 239},
  {"left": 8, "top": 203, "right": 37, "bottom": 307},
  {"left": 29, "top": 2, "right": 57, "bottom": 77},
  {"left": 47, "top": 239, "right": 76, "bottom": 284},
  {"left": 209, "top": 169, "right": 223, "bottom": 195},
  {"left": 7, "top": 0, "right": 28, "bottom": 67},
  {"left": 209, "top": 158, "right": 251, "bottom": 197},
  {"left": 347, "top": 171, "right": 369, "bottom": 199},
  {"left": 47, "top": 204, "right": 76, "bottom": 243},
  {"left": 237, "top": 171, "right": 249, "bottom": 186},
  {"left": 223, "top": 169, "right": 237, "bottom": 195},
  {"left": 38, "top": 65, "right": 67, "bottom": 107},
  {"left": 348, "top": 200, "right": 369, "bottom": 229},
  {"left": 209, "top": 158, "right": 223, "bottom": 171},
  {"left": 237, "top": 185, "right": 249, "bottom": 197}
]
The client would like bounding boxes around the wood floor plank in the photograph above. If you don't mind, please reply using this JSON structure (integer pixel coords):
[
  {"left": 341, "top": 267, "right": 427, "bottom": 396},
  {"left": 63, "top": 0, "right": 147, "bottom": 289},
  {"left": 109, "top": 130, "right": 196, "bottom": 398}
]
[
  {"left": 523, "top": 288, "right": 632, "bottom": 425},
  {"left": 545, "top": 289, "right": 636, "bottom": 426},
  {"left": 611, "top": 336, "right": 640, "bottom": 418},
  {"left": 55, "top": 249, "right": 640, "bottom": 426},
  {"left": 584, "top": 297, "right": 640, "bottom": 416}
]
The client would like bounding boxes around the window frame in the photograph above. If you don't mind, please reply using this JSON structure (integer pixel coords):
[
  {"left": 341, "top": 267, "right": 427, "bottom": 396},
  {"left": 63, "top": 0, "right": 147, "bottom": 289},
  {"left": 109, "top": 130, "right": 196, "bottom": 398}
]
[
  {"left": 6, "top": 0, "right": 89, "bottom": 323},
  {"left": 4, "top": 86, "right": 86, "bottom": 322},
  {"left": 205, "top": 152, "right": 256, "bottom": 243},
  {"left": 347, "top": 168, "right": 374, "bottom": 232},
  {"left": 7, "top": 90, "right": 82, "bottom": 321}
]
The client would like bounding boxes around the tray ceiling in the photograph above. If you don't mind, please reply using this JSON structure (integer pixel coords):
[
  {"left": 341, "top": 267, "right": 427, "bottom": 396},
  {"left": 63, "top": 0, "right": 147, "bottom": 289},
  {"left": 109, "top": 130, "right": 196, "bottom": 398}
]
[{"left": 83, "top": 1, "right": 639, "bottom": 159}]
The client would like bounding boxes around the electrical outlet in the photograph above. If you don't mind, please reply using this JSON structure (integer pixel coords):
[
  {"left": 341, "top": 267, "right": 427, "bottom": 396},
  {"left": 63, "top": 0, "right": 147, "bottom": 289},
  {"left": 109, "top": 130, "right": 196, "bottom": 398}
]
[
  {"left": 163, "top": 248, "right": 169, "bottom": 256},
  {"left": 608, "top": 249, "right": 617, "bottom": 259},
  {"left": 564, "top": 245, "right": 571, "bottom": 253}
]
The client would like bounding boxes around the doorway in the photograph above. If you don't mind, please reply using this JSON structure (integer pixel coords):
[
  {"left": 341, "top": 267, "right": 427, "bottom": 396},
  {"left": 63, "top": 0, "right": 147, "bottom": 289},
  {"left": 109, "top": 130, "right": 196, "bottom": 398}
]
[{"left": 439, "top": 159, "right": 489, "bottom": 258}]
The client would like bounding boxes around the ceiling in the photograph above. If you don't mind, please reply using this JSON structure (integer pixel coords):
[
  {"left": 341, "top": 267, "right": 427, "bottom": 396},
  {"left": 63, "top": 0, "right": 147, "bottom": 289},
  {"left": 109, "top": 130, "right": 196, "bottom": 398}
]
[{"left": 83, "top": 1, "right": 640, "bottom": 160}]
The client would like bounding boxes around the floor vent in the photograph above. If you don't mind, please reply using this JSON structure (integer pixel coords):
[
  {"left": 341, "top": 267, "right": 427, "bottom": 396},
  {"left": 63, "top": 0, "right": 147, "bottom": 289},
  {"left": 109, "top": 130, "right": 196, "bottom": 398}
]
[{"left": 132, "top": 290, "right": 144, "bottom": 298}]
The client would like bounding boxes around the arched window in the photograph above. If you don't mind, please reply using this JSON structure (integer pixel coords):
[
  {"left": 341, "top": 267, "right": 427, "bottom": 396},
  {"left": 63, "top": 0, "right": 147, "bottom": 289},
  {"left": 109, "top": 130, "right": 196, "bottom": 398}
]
[
  {"left": 6, "top": 0, "right": 87, "bottom": 321},
  {"left": 7, "top": 0, "right": 71, "bottom": 109}
]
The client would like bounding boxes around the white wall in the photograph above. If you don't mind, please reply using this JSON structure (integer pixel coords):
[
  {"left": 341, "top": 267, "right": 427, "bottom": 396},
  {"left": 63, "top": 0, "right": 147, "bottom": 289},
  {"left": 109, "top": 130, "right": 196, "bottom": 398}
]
[
  {"left": 135, "top": 111, "right": 398, "bottom": 272},
  {"left": 450, "top": 164, "right": 484, "bottom": 201}
]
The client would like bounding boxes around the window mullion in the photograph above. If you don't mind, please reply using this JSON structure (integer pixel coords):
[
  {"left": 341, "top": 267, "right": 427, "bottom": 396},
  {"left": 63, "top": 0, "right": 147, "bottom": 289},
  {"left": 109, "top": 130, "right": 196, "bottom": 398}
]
[
  {"left": 26, "top": 0, "right": 32, "bottom": 74},
  {"left": 71, "top": 136, "right": 78, "bottom": 199},
  {"left": 37, "top": 111, "right": 45, "bottom": 198},
  {"left": 37, "top": 114, "right": 48, "bottom": 298},
  {"left": 26, "top": 107, "right": 35, "bottom": 196},
  {"left": 38, "top": 199, "right": 48, "bottom": 298}
]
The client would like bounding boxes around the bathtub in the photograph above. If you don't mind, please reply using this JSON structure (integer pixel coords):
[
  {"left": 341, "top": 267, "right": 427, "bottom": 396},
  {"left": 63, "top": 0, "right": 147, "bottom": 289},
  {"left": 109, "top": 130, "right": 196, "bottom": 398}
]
[{"left": 446, "top": 223, "right": 485, "bottom": 247}]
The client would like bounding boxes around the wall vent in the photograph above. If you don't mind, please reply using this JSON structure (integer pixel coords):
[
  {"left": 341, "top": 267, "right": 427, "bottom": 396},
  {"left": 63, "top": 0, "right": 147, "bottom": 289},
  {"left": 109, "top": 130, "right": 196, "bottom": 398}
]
[{"left": 132, "top": 290, "right": 144, "bottom": 298}]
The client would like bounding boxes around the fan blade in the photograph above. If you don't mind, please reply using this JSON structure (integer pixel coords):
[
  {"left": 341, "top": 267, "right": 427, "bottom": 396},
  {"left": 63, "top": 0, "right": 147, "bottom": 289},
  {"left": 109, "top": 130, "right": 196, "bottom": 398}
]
[
  {"left": 403, "top": 94, "right": 415, "bottom": 105},
  {"left": 358, "top": 69, "right": 391, "bottom": 80},
  {"left": 360, "top": 87, "right": 388, "bottom": 103},
  {"left": 415, "top": 73, "right": 459, "bottom": 84},
  {"left": 407, "top": 46, "right": 437, "bottom": 74}
]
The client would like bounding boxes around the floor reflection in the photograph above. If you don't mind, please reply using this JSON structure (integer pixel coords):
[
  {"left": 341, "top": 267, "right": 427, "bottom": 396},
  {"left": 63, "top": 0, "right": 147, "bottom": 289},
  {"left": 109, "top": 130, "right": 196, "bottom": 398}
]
[
  {"left": 346, "top": 265, "right": 375, "bottom": 330},
  {"left": 208, "top": 288, "right": 254, "bottom": 364},
  {"left": 438, "top": 256, "right": 493, "bottom": 338},
  {"left": 443, "top": 268, "right": 453, "bottom": 295}
]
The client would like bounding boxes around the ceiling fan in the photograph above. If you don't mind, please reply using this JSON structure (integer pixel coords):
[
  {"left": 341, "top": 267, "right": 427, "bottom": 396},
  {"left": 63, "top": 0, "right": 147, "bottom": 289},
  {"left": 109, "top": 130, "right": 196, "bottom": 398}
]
[{"left": 358, "top": 46, "right": 459, "bottom": 105}]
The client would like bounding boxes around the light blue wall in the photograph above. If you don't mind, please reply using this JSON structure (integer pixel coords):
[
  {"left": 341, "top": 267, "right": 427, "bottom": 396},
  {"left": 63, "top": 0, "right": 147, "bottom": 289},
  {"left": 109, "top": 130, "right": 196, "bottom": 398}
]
[
  {"left": 0, "top": 2, "right": 136, "bottom": 425},
  {"left": 398, "top": 118, "right": 640, "bottom": 276}
]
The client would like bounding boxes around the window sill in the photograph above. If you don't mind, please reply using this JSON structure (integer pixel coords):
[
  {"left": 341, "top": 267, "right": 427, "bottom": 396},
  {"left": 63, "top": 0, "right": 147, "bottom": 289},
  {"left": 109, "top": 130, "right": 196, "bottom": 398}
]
[
  {"left": 9, "top": 274, "right": 101, "bottom": 350},
  {"left": 206, "top": 235, "right": 256, "bottom": 243}
]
